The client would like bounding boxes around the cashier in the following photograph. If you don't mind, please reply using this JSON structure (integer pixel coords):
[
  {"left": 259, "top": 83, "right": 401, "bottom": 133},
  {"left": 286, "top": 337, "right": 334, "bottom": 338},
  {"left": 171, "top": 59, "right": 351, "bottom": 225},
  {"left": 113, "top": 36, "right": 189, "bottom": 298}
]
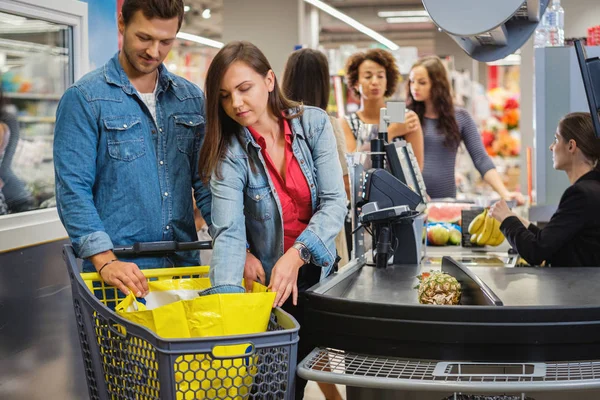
[{"left": 490, "top": 112, "right": 600, "bottom": 267}]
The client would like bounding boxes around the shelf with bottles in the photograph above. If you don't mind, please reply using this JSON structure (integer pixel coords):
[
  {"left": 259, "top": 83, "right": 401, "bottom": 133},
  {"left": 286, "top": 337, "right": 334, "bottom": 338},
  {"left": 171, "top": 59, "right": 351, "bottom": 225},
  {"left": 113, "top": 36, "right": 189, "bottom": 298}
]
[
  {"left": 0, "top": 11, "right": 72, "bottom": 212},
  {"left": 4, "top": 94, "right": 60, "bottom": 138}
]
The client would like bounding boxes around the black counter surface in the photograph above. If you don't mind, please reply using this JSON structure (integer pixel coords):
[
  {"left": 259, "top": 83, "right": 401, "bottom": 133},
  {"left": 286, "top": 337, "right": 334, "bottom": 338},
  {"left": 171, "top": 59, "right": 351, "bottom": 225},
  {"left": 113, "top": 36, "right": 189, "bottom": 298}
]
[
  {"left": 329, "top": 264, "right": 598, "bottom": 306},
  {"left": 303, "top": 262, "right": 600, "bottom": 362}
]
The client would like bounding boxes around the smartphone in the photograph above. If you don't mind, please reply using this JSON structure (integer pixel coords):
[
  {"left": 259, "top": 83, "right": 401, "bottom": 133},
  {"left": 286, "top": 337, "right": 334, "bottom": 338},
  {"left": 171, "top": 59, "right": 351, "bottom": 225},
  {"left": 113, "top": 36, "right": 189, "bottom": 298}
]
[{"left": 386, "top": 101, "right": 406, "bottom": 123}]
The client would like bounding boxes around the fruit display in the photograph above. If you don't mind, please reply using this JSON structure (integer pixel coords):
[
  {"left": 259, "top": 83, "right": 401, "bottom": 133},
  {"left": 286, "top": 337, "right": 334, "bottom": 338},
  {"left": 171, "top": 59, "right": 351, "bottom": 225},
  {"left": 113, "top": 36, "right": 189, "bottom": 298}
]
[
  {"left": 415, "top": 271, "right": 461, "bottom": 305},
  {"left": 467, "top": 210, "right": 505, "bottom": 247},
  {"left": 426, "top": 223, "right": 462, "bottom": 246}
]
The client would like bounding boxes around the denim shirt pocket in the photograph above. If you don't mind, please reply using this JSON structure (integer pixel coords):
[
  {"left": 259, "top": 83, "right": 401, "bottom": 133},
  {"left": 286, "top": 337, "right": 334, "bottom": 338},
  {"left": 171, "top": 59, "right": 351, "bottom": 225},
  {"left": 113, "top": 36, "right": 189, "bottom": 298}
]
[
  {"left": 174, "top": 113, "right": 204, "bottom": 156},
  {"left": 244, "top": 184, "right": 272, "bottom": 221},
  {"left": 103, "top": 115, "right": 146, "bottom": 162}
]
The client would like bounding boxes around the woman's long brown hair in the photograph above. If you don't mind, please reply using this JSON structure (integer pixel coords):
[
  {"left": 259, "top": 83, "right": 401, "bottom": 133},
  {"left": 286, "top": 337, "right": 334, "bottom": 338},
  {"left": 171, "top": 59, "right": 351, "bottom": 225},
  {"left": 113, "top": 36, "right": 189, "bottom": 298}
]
[
  {"left": 406, "top": 56, "right": 460, "bottom": 149},
  {"left": 199, "top": 41, "right": 301, "bottom": 183}
]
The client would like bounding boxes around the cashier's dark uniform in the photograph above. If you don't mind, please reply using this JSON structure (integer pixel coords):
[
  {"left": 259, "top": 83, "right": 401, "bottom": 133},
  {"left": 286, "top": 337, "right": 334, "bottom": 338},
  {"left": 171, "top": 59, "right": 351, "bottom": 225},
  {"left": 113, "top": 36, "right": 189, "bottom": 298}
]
[{"left": 500, "top": 170, "right": 600, "bottom": 267}]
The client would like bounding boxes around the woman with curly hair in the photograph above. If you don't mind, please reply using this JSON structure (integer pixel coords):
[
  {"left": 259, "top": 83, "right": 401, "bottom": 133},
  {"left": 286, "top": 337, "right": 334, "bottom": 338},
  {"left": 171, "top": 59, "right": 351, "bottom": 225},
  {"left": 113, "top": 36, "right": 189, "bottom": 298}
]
[
  {"left": 340, "top": 48, "right": 424, "bottom": 170},
  {"left": 407, "top": 55, "right": 523, "bottom": 202}
]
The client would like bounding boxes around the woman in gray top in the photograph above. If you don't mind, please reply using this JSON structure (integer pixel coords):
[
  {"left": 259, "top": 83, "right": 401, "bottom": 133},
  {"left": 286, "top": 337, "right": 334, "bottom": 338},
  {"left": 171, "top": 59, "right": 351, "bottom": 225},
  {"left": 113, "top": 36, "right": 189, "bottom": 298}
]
[{"left": 407, "top": 56, "right": 524, "bottom": 203}]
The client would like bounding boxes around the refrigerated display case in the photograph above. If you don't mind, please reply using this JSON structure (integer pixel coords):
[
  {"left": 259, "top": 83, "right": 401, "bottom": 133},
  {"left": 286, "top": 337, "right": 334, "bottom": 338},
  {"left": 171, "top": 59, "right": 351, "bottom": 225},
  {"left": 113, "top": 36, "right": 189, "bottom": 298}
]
[{"left": 0, "top": 0, "right": 88, "bottom": 251}]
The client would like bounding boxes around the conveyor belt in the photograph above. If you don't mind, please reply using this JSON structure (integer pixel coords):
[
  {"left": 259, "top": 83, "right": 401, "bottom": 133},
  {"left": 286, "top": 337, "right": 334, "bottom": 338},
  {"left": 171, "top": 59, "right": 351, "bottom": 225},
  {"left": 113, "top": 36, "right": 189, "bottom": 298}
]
[{"left": 302, "top": 258, "right": 600, "bottom": 362}]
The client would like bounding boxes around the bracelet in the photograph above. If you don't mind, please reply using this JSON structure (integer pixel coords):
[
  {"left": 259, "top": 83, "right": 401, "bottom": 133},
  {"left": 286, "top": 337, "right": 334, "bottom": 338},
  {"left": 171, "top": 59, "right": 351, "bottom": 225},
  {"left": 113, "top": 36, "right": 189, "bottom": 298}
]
[{"left": 98, "top": 259, "right": 118, "bottom": 276}]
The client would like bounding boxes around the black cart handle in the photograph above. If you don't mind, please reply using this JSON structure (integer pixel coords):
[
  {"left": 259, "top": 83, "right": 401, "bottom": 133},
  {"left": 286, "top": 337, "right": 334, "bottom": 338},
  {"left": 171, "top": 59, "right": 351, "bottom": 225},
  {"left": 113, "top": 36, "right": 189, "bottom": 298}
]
[{"left": 113, "top": 240, "right": 212, "bottom": 256}]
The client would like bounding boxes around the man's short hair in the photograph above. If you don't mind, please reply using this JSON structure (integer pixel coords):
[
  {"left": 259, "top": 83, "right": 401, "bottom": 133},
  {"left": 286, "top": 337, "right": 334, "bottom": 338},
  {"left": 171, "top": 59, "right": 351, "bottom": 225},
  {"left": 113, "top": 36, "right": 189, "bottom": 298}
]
[{"left": 121, "top": 0, "right": 185, "bottom": 31}]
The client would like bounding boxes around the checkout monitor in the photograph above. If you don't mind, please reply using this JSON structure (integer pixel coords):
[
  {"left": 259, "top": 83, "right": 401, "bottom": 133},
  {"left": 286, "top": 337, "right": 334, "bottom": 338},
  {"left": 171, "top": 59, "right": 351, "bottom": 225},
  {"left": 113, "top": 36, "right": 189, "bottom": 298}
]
[{"left": 385, "top": 140, "right": 428, "bottom": 209}]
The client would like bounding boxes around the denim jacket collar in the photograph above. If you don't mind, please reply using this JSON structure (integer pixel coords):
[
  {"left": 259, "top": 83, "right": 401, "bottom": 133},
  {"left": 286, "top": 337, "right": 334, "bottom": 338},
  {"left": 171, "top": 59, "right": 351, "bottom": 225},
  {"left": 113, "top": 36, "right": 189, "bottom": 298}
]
[
  {"left": 103, "top": 52, "right": 177, "bottom": 95},
  {"left": 239, "top": 107, "right": 306, "bottom": 152}
]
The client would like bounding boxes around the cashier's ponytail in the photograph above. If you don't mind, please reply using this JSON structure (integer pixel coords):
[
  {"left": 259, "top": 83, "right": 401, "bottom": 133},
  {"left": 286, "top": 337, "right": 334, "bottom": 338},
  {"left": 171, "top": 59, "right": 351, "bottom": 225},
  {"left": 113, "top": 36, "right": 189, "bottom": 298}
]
[{"left": 558, "top": 112, "right": 600, "bottom": 172}]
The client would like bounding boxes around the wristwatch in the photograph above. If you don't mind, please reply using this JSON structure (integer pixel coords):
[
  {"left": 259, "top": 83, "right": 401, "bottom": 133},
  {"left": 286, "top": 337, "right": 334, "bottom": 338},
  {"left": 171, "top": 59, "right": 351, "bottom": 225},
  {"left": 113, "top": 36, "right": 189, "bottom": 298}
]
[{"left": 292, "top": 242, "right": 311, "bottom": 265}]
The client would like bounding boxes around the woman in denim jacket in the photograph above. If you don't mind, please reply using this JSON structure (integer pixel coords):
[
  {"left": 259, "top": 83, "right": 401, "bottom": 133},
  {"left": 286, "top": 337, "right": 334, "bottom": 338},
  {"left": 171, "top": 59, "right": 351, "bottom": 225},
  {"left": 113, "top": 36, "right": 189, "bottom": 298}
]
[{"left": 199, "top": 41, "right": 347, "bottom": 397}]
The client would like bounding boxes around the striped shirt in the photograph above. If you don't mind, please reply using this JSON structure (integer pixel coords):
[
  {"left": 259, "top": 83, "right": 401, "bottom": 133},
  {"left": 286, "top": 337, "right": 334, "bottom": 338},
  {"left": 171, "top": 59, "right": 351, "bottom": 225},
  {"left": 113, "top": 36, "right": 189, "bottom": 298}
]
[{"left": 422, "top": 108, "right": 495, "bottom": 199}]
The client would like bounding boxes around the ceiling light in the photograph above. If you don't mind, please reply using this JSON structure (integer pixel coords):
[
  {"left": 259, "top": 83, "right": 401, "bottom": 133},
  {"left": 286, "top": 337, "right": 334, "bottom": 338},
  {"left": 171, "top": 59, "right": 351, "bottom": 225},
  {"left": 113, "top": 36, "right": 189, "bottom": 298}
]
[
  {"left": 303, "top": 0, "right": 399, "bottom": 51},
  {"left": 386, "top": 16, "right": 432, "bottom": 24},
  {"left": 201, "top": 9, "right": 211, "bottom": 19},
  {"left": 184, "top": 5, "right": 190, "bottom": 13},
  {"left": 378, "top": 10, "right": 429, "bottom": 18},
  {"left": 177, "top": 32, "right": 223, "bottom": 49}
]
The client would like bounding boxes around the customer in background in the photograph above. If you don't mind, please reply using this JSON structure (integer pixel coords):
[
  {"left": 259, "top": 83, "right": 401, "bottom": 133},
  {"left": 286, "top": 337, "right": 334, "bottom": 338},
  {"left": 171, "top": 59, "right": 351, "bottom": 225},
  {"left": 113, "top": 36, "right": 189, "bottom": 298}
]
[
  {"left": 0, "top": 83, "right": 35, "bottom": 213},
  {"left": 407, "top": 55, "right": 523, "bottom": 203},
  {"left": 340, "top": 48, "right": 424, "bottom": 170},
  {"left": 0, "top": 116, "right": 8, "bottom": 215},
  {"left": 281, "top": 47, "right": 345, "bottom": 400},
  {"left": 54, "top": 0, "right": 212, "bottom": 297},
  {"left": 200, "top": 41, "right": 347, "bottom": 399},
  {"left": 490, "top": 112, "right": 600, "bottom": 267},
  {"left": 282, "top": 48, "right": 349, "bottom": 269}
]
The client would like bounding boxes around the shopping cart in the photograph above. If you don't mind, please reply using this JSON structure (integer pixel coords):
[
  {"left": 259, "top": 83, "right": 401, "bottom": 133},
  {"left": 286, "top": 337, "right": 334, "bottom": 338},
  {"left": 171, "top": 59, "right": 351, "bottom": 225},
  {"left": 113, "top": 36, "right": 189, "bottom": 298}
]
[{"left": 63, "top": 241, "right": 299, "bottom": 400}]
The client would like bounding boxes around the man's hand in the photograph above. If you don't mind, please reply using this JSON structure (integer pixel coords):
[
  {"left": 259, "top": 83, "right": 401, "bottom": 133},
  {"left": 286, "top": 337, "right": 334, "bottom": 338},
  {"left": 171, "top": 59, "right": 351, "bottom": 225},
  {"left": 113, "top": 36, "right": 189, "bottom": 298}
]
[
  {"left": 268, "top": 248, "right": 304, "bottom": 307},
  {"left": 489, "top": 199, "right": 515, "bottom": 223},
  {"left": 244, "top": 252, "right": 265, "bottom": 292},
  {"left": 99, "top": 260, "right": 149, "bottom": 297},
  {"left": 91, "top": 251, "right": 149, "bottom": 297}
]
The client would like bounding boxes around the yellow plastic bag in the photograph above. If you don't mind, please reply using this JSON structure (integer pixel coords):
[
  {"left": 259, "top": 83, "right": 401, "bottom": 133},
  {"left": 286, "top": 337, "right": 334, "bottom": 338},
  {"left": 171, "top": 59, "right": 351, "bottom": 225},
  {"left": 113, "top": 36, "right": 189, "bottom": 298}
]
[
  {"left": 115, "top": 278, "right": 276, "bottom": 400},
  {"left": 116, "top": 279, "right": 274, "bottom": 338}
]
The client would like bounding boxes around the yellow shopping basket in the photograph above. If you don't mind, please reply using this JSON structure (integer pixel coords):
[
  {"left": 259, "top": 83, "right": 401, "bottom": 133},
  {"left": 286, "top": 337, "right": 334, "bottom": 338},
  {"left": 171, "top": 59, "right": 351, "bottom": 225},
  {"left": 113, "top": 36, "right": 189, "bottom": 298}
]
[{"left": 63, "top": 243, "right": 299, "bottom": 400}]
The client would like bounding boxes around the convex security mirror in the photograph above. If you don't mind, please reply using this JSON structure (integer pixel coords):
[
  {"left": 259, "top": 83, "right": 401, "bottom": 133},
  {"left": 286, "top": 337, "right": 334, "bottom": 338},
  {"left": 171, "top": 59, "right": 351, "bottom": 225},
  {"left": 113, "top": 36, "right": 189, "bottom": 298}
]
[{"left": 422, "top": 0, "right": 550, "bottom": 62}]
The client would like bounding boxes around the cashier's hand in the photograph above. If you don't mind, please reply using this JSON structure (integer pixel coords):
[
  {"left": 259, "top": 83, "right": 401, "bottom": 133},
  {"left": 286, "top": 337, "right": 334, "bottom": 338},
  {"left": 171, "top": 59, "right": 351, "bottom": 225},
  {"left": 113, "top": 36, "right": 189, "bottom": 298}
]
[
  {"left": 489, "top": 199, "right": 515, "bottom": 223},
  {"left": 244, "top": 252, "right": 265, "bottom": 292},
  {"left": 505, "top": 191, "right": 526, "bottom": 206},
  {"left": 99, "top": 260, "right": 149, "bottom": 298},
  {"left": 268, "top": 249, "right": 304, "bottom": 307}
]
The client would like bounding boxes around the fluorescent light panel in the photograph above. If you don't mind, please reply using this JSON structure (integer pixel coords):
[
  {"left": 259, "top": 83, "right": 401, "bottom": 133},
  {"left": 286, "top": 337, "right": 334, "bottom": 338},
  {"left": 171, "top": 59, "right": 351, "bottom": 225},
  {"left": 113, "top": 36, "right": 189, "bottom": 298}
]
[
  {"left": 378, "top": 10, "right": 429, "bottom": 18},
  {"left": 177, "top": 32, "right": 223, "bottom": 49},
  {"left": 303, "top": 0, "right": 399, "bottom": 51},
  {"left": 386, "top": 16, "right": 432, "bottom": 24}
]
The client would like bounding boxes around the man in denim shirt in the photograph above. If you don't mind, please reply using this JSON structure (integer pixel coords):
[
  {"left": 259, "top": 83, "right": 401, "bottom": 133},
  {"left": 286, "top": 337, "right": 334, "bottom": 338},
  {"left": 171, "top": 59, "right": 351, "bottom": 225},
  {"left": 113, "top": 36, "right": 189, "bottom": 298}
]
[{"left": 54, "top": 0, "right": 210, "bottom": 297}]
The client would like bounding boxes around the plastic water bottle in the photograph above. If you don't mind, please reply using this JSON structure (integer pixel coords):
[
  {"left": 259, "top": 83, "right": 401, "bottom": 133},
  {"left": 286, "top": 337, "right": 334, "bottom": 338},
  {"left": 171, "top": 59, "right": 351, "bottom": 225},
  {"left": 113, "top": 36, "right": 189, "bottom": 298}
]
[
  {"left": 544, "top": 0, "right": 565, "bottom": 46},
  {"left": 534, "top": 4, "right": 549, "bottom": 48},
  {"left": 534, "top": 22, "right": 548, "bottom": 48}
]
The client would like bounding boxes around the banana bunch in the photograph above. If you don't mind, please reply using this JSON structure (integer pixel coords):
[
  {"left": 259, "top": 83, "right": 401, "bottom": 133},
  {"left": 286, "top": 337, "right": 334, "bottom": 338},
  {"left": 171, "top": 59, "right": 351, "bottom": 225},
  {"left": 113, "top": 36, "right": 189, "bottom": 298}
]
[{"left": 467, "top": 210, "right": 505, "bottom": 246}]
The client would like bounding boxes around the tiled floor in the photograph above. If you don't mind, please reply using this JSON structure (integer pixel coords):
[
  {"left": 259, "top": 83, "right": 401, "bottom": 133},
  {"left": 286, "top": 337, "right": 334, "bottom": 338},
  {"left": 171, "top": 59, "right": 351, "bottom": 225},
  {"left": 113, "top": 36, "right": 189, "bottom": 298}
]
[{"left": 303, "top": 381, "right": 346, "bottom": 400}]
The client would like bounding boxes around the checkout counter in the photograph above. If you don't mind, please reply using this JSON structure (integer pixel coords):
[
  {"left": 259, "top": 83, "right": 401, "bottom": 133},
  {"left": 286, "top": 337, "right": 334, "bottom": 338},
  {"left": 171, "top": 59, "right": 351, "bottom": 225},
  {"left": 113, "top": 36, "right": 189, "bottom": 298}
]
[{"left": 296, "top": 104, "right": 600, "bottom": 400}]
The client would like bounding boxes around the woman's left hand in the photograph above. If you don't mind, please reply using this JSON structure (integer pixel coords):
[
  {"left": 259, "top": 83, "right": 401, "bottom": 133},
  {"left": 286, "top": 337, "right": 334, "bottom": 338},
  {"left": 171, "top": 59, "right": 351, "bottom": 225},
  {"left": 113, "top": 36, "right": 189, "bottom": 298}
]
[
  {"left": 268, "top": 249, "right": 304, "bottom": 307},
  {"left": 404, "top": 110, "right": 421, "bottom": 133},
  {"left": 489, "top": 199, "right": 515, "bottom": 223}
]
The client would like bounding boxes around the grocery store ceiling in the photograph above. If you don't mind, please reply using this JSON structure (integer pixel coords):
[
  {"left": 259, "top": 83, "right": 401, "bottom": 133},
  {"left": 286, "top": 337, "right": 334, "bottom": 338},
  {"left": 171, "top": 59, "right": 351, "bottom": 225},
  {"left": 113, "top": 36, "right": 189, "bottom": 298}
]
[{"left": 181, "top": 0, "right": 436, "bottom": 52}]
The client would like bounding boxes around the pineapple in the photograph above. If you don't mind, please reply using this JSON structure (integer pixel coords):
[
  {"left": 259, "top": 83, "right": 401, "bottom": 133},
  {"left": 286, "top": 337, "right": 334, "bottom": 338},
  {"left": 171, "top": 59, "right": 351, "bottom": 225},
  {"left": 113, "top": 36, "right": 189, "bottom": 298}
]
[{"left": 416, "top": 271, "right": 461, "bottom": 305}]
